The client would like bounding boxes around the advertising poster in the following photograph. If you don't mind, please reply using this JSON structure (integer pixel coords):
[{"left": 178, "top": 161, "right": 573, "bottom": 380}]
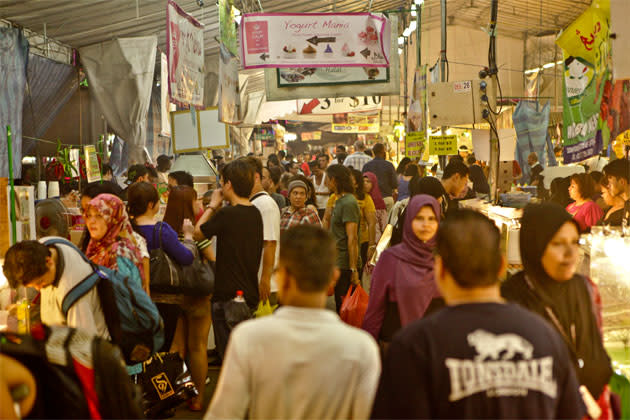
[
  {"left": 166, "top": 0, "right": 204, "bottom": 107},
  {"left": 84, "top": 145, "right": 102, "bottom": 183},
  {"left": 299, "top": 96, "right": 381, "bottom": 114},
  {"left": 407, "top": 65, "right": 427, "bottom": 132},
  {"left": 331, "top": 112, "right": 380, "bottom": 133},
  {"left": 218, "top": 43, "right": 242, "bottom": 124},
  {"left": 405, "top": 132, "right": 426, "bottom": 158},
  {"left": 429, "top": 135, "right": 458, "bottom": 155},
  {"left": 219, "top": 0, "right": 238, "bottom": 56},
  {"left": 277, "top": 66, "right": 388, "bottom": 86},
  {"left": 240, "top": 13, "right": 390, "bottom": 69}
]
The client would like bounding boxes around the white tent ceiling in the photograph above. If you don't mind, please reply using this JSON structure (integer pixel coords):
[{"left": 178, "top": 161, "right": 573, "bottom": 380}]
[{"left": 1, "top": 0, "right": 590, "bottom": 59}]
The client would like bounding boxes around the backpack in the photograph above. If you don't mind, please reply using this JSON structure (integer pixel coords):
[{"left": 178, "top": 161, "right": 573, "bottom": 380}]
[
  {"left": 0, "top": 325, "right": 143, "bottom": 419},
  {"left": 43, "top": 237, "right": 164, "bottom": 364}
]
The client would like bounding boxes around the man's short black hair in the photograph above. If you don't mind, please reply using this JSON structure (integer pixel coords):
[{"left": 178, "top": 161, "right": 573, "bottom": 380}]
[
  {"left": 102, "top": 163, "right": 114, "bottom": 176},
  {"left": 278, "top": 150, "right": 286, "bottom": 159},
  {"left": 280, "top": 225, "right": 337, "bottom": 292},
  {"left": 168, "top": 170, "right": 194, "bottom": 188},
  {"left": 156, "top": 155, "right": 172, "bottom": 172},
  {"left": 3, "top": 241, "right": 51, "bottom": 289},
  {"left": 268, "top": 166, "right": 283, "bottom": 185},
  {"left": 336, "top": 145, "right": 346, "bottom": 153},
  {"left": 372, "top": 143, "right": 385, "bottom": 156},
  {"left": 318, "top": 153, "right": 330, "bottom": 162},
  {"left": 81, "top": 181, "right": 119, "bottom": 198},
  {"left": 442, "top": 160, "right": 470, "bottom": 180},
  {"left": 221, "top": 158, "right": 255, "bottom": 198},
  {"left": 467, "top": 155, "right": 477, "bottom": 165},
  {"left": 603, "top": 158, "right": 630, "bottom": 183},
  {"left": 127, "top": 164, "right": 148, "bottom": 183},
  {"left": 326, "top": 164, "right": 354, "bottom": 194},
  {"left": 246, "top": 156, "right": 264, "bottom": 177},
  {"left": 436, "top": 209, "right": 502, "bottom": 288}
]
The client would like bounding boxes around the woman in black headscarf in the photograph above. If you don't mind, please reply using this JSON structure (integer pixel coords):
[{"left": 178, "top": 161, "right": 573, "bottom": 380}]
[{"left": 502, "top": 202, "right": 612, "bottom": 414}]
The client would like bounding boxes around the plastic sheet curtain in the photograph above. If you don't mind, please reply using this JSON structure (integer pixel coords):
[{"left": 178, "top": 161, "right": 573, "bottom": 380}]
[
  {"left": 22, "top": 53, "right": 78, "bottom": 156},
  {"left": 0, "top": 28, "right": 29, "bottom": 178},
  {"left": 80, "top": 36, "right": 157, "bottom": 165},
  {"left": 513, "top": 101, "right": 557, "bottom": 184}
]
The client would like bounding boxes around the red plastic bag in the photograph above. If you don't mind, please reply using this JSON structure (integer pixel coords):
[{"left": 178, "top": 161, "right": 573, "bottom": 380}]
[{"left": 339, "top": 284, "right": 369, "bottom": 328}]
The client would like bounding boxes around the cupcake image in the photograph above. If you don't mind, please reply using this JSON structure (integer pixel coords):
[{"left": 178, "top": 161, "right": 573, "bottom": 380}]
[
  {"left": 283, "top": 45, "right": 297, "bottom": 58},
  {"left": 341, "top": 43, "right": 355, "bottom": 57},
  {"left": 324, "top": 44, "right": 333, "bottom": 56},
  {"left": 302, "top": 44, "right": 317, "bottom": 58}
]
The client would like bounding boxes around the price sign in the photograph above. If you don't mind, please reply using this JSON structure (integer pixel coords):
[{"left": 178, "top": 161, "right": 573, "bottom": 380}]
[
  {"left": 429, "top": 135, "right": 458, "bottom": 155},
  {"left": 405, "top": 132, "right": 426, "bottom": 158}
]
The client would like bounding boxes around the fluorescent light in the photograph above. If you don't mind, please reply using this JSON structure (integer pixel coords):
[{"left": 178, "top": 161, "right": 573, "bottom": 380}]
[
  {"left": 403, "top": 27, "right": 412, "bottom": 37},
  {"left": 398, "top": 36, "right": 405, "bottom": 46},
  {"left": 233, "top": 7, "right": 241, "bottom": 16},
  {"left": 414, "top": 0, "right": 424, "bottom": 4},
  {"left": 411, "top": 4, "right": 417, "bottom": 17},
  {"left": 557, "top": 60, "right": 564, "bottom": 65},
  {"left": 446, "top": 128, "right": 453, "bottom": 135},
  {"left": 524, "top": 67, "right": 541, "bottom": 74},
  {"left": 398, "top": 48, "right": 403, "bottom": 55},
  {"left": 409, "top": 21, "right": 417, "bottom": 32},
  {"left": 542, "top": 62, "right": 555, "bottom": 69}
]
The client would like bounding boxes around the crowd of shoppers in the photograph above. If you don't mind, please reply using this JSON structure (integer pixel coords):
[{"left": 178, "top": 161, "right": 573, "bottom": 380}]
[{"left": 3, "top": 143, "right": 627, "bottom": 420}]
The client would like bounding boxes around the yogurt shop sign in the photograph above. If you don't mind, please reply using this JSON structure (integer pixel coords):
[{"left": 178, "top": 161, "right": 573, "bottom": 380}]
[{"left": 240, "top": 13, "right": 390, "bottom": 69}]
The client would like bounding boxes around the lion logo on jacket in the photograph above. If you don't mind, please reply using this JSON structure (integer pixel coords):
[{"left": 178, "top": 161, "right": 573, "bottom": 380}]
[{"left": 445, "top": 329, "right": 557, "bottom": 402}]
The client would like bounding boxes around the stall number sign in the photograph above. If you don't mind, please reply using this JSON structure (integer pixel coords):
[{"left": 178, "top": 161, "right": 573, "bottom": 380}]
[
  {"left": 453, "top": 81, "right": 472, "bottom": 94},
  {"left": 405, "top": 132, "right": 426, "bottom": 158},
  {"left": 429, "top": 135, "right": 458, "bottom": 155}
]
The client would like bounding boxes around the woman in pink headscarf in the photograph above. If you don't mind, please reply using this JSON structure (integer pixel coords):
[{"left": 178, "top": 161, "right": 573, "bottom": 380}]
[
  {"left": 362, "top": 195, "right": 442, "bottom": 348},
  {"left": 363, "top": 171, "right": 388, "bottom": 243}
]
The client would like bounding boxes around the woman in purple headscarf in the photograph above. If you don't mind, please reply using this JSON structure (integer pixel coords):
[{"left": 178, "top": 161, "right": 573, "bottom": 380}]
[{"left": 362, "top": 194, "right": 442, "bottom": 346}]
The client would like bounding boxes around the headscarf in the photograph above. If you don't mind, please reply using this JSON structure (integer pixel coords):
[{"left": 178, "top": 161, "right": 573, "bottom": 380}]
[
  {"left": 364, "top": 172, "right": 386, "bottom": 210},
  {"left": 85, "top": 194, "right": 145, "bottom": 281},
  {"left": 501, "top": 202, "right": 611, "bottom": 398},
  {"left": 380, "top": 195, "right": 441, "bottom": 325}
]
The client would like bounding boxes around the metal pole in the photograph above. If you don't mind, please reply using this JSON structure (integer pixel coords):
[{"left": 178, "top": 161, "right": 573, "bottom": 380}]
[
  {"left": 439, "top": 0, "right": 447, "bottom": 170},
  {"left": 416, "top": 3, "right": 421, "bottom": 67},
  {"left": 488, "top": 0, "right": 500, "bottom": 203},
  {"left": 404, "top": 38, "right": 408, "bottom": 162},
  {"left": 7, "top": 125, "right": 17, "bottom": 245}
]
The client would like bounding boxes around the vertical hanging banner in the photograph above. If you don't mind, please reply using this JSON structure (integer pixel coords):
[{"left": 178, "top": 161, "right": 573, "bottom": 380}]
[
  {"left": 167, "top": 0, "right": 204, "bottom": 107},
  {"left": 218, "top": 0, "right": 242, "bottom": 124},
  {"left": 0, "top": 28, "right": 29, "bottom": 178},
  {"left": 160, "top": 53, "right": 172, "bottom": 136},
  {"left": 407, "top": 65, "right": 427, "bottom": 132},
  {"left": 84, "top": 145, "right": 102, "bottom": 183},
  {"left": 240, "top": 13, "right": 390, "bottom": 69}
]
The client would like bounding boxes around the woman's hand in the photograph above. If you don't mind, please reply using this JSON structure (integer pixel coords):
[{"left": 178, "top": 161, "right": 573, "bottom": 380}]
[
  {"left": 209, "top": 189, "right": 224, "bottom": 209},
  {"left": 183, "top": 218, "right": 195, "bottom": 240}
]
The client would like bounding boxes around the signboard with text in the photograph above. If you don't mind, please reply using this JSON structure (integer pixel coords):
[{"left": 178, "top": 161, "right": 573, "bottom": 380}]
[
  {"left": 167, "top": 0, "right": 204, "bottom": 107},
  {"left": 331, "top": 112, "right": 379, "bottom": 133},
  {"left": 429, "top": 135, "right": 458, "bottom": 155},
  {"left": 405, "top": 132, "right": 426, "bottom": 158},
  {"left": 240, "top": 13, "right": 390, "bottom": 69},
  {"left": 84, "top": 145, "right": 102, "bottom": 183},
  {"left": 299, "top": 96, "right": 381, "bottom": 114}
]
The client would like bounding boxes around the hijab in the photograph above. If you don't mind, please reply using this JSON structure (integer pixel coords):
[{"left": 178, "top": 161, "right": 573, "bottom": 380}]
[
  {"left": 85, "top": 194, "right": 145, "bottom": 281},
  {"left": 379, "top": 195, "right": 441, "bottom": 325},
  {"left": 501, "top": 202, "right": 611, "bottom": 398},
  {"left": 364, "top": 172, "right": 386, "bottom": 210}
]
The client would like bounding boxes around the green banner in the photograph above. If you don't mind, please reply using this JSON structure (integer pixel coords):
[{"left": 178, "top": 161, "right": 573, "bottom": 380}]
[{"left": 219, "top": 0, "right": 238, "bottom": 56}]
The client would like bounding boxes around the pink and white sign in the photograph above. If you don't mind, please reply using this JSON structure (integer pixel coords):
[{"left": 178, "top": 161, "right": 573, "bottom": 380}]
[
  {"left": 166, "top": 0, "right": 204, "bottom": 107},
  {"left": 240, "top": 13, "right": 390, "bottom": 69}
]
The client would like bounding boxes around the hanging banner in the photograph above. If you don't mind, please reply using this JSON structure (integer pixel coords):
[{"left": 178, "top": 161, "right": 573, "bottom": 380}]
[
  {"left": 298, "top": 96, "right": 381, "bottom": 114},
  {"left": 160, "top": 53, "right": 171, "bottom": 136},
  {"left": 405, "top": 132, "right": 426, "bottom": 158},
  {"left": 277, "top": 66, "right": 388, "bottom": 86},
  {"left": 240, "top": 13, "right": 390, "bottom": 69},
  {"left": 331, "top": 112, "right": 380, "bottom": 133},
  {"left": 556, "top": 0, "right": 609, "bottom": 73},
  {"left": 429, "top": 135, "right": 458, "bottom": 155},
  {"left": 219, "top": 0, "right": 238, "bottom": 56},
  {"left": 167, "top": 0, "right": 204, "bottom": 107},
  {"left": 407, "top": 66, "right": 427, "bottom": 132},
  {"left": 84, "top": 145, "right": 102, "bottom": 183},
  {"left": 218, "top": 43, "right": 242, "bottom": 124}
]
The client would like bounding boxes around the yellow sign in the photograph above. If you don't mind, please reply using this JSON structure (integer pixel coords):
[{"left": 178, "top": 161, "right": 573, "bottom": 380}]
[
  {"left": 84, "top": 145, "right": 101, "bottom": 183},
  {"left": 429, "top": 135, "right": 458, "bottom": 155},
  {"left": 617, "top": 130, "right": 630, "bottom": 145},
  {"left": 405, "top": 132, "right": 426, "bottom": 158}
]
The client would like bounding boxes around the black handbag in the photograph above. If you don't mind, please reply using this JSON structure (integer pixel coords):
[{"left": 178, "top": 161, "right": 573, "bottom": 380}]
[
  {"left": 149, "top": 222, "right": 214, "bottom": 296},
  {"left": 180, "top": 240, "right": 215, "bottom": 296},
  {"left": 134, "top": 352, "right": 198, "bottom": 418},
  {"left": 149, "top": 222, "right": 183, "bottom": 294}
]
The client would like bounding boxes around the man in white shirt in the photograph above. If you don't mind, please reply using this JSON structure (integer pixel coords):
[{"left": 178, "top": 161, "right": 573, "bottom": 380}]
[
  {"left": 344, "top": 140, "right": 372, "bottom": 171},
  {"left": 2, "top": 239, "right": 109, "bottom": 339},
  {"left": 311, "top": 161, "right": 330, "bottom": 219},
  {"left": 246, "top": 157, "right": 281, "bottom": 304},
  {"left": 205, "top": 225, "right": 380, "bottom": 420}
]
